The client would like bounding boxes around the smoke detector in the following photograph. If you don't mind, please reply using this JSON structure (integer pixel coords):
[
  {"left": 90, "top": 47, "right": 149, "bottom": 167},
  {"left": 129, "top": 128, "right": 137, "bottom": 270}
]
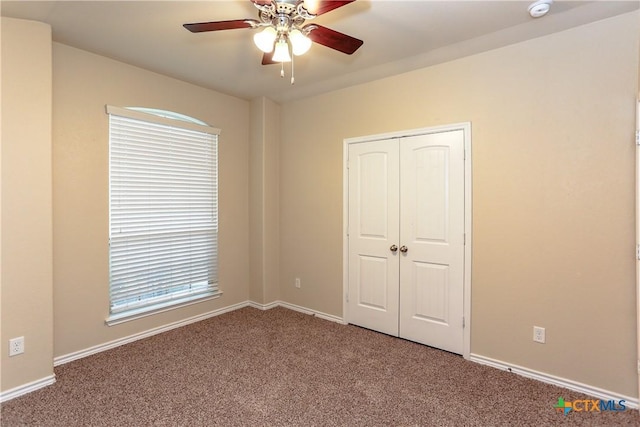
[{"left": 528, "top": 0, "right": 553, "bottom": 18}]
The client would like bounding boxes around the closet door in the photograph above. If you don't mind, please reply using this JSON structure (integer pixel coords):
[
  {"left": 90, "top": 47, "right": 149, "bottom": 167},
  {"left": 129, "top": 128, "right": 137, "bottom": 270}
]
[
  {"left": 346, "top": 128, "right": 466, "bottom": 355},
  {"left": 398, "top": 130, "right": 465, "bottom": 354},
  {"left": 347, "top": 139, "right": 400, "bottom": 336}
]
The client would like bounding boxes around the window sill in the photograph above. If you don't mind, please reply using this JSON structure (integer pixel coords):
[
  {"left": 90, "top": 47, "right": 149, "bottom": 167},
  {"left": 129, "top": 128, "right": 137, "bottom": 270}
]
[{"left": 105, "top": 291, "right": 222, "bottom": 326}]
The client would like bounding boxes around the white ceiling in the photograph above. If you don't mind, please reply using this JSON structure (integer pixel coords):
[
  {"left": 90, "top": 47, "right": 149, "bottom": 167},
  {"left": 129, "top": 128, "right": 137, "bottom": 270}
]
[{"left": 2, "top": 1, "right": 638, "bottom": 102}]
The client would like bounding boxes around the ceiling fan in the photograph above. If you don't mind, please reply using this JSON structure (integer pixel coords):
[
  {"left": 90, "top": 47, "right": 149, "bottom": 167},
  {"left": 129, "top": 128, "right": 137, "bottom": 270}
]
[{"left": 183, "top": 0, "right": 363, "bottom": 83}]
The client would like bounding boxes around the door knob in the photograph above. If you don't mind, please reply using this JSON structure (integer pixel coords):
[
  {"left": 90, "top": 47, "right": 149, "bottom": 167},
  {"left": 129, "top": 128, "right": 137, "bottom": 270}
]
[
  {"left": 390, "top": 244, "right": 398, "bottom": 253},
  {"left": 400, "top": 245, "right": 408, "bottom": 253}
]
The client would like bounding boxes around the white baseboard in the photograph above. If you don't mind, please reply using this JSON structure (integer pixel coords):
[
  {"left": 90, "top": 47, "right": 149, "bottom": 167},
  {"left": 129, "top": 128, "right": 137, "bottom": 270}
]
[
  {"left": 247, "top": 300, "right": 280, "bottom": 311},
  {"left": 54, "top": 301, "right": 251, "bottom": 366},
  {"left": 0, "top": 375, "right": 56, "bottom": 403},
  {"left": 470, "top": 353, "right": 638, "bottom": 410},
  {"left": 250, "top": 300, "right": 345, "bottom": 324},
  {"left": 7, "top": 304, "right": 636, "bottom": 411},
  {"left": 55, "top": 300, "right": 343, "bottom": 367}
]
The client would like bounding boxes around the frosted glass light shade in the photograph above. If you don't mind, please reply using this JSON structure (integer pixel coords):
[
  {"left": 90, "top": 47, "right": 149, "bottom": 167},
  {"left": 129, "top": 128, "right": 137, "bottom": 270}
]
[
  {"left": 303, "top": 0, "right": 319, "bottom": 14},
  {"left": 289, "top": 29, "right": 312, "bottom": 56},
  {"left": 272, "top": 38, "right": 291, "bottom": 62},
  {"left": 253, "top": 27, "right": 277, "bottom": 53}
]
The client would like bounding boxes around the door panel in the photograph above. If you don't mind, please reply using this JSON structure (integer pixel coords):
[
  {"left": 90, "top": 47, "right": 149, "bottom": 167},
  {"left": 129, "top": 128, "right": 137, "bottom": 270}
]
[
  {"left": 414, "top": 146, "right": 448, "bottom": 243},
  {"left": 347, "top": 140, "right": 399, "bottom": 336},
  {"left": 413, "top": 262, "right": 449, "bottom": 324},
  {"left": 357, "top": 255, "right": 389, "bottom": 310},
  {"left": 399, "top": 130, "right": 465, "bottom": 354}
]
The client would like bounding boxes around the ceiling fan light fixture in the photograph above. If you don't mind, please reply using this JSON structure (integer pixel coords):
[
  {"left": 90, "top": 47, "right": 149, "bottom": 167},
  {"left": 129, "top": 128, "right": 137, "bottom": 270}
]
[
  {"left": 289, "top": 29, "right": 312, "bottom": 56},
  {"left": 302, "top": 0, "right": 320, "bottom": 15},
  {"left": 272, "top": 37, "right": 292, "bottom": 62},
  {"left": 253, "top": 26, "right": 277, "bottom": 53}
]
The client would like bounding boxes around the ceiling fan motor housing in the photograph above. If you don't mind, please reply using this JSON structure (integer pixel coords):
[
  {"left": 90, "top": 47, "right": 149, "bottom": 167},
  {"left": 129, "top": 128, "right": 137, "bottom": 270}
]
[
  {"left": 257, "top": 0, "right": 309, "bottom": 33},
  {"left": 275, "top": 0, "right": 298, "bottom": 15},
  {"left": 275, "top": 15, "right": 292, "bottom": 33}
]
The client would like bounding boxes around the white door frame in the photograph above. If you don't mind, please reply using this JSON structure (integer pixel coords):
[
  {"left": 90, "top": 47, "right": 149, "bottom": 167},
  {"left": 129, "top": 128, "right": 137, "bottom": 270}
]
[
  {"left": 635, "top": 98, "right": 639, "bottom": 401},
  {"left": 342, "top": 122, "right": 472, "bottom": 360}
]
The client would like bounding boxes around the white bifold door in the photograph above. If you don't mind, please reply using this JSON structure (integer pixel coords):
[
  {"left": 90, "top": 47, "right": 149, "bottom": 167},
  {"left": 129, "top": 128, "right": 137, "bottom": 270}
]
[{"left": 347, "top": 129, "right": 465, "bottom": 354}]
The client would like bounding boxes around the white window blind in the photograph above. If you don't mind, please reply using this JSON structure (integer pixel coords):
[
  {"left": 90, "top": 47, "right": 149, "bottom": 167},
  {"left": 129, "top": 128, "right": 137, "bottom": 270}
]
[{"left": 107, "top": 106, "right": 220, "bottom": 323}]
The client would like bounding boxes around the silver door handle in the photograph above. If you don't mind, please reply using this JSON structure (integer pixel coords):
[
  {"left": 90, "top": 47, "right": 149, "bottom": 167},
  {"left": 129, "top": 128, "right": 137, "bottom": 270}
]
[
  {"left": 400, "top": 245, "right": 408, "bottom": 253},
  {"left": 390, "top": 245, "right": 398, "bottom": 253}
]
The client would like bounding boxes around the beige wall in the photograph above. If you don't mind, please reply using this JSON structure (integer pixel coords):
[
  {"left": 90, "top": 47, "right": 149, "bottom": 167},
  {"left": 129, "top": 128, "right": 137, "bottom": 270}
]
[
  {"left": 279, "top": 12, "right": 639, "bottom": 397},
  {"left": 249, "top": 97, "right": 281, "bottom": 305},
  {"left": 2, "top": 9, "right": 638, "bottom": 402},
  {"left": 1, "top": 18, "right": 54, "bottom": 391},
  {"left": 52, "top": 43, "right": 250, "bottom": 357}
]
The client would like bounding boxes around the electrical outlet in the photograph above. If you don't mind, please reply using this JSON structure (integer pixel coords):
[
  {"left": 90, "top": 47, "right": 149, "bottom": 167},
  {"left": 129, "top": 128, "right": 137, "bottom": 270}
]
[
  {"left": 533, "top": 326, "right": 545, "bottom": 344},
  {"left": 9, "top": 337, "right": 25, "bottom": 356},
  {"left": 295, "top": 277, "right": 301, "bottom": 289}
]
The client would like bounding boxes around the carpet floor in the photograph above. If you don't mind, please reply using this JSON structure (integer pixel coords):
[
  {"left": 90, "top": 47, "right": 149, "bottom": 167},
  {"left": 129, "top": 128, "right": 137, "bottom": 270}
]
[{"left": 1, "top": 307, "right": 638, "bottom": 426}]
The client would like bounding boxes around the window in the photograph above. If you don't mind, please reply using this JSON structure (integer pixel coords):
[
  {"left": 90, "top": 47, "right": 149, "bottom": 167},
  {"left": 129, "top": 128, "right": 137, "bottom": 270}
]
[{"left": 106, "top": 106, "right": 221, "bottom": 325}]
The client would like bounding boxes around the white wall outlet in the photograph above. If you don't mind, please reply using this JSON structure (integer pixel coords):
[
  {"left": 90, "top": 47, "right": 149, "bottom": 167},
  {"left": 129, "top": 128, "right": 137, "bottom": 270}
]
[
  {"left": 9, "top": 336, "right": 25, "bottom": 356},
  {"left": 295, "top": 277, "right": 301, "bottom": 289},
  {"left": 533, "top": 326, "right": 545, "bottom": 344}
]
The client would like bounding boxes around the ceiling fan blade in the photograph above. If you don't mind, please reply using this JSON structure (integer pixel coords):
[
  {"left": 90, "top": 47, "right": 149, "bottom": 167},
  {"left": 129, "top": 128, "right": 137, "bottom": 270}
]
[
  {"left": 305, "top": 24, "right": 363, "bottom": 55},
  {"left": 311, "top": 0, "right": 356, "bottom": 16},
  {"left": 251, "top": 0, "right": 272, "bottom": 5},
  {"left": 262, "top": 51, "right": 277, "bottom": 65},
  {"left": 183, "top": 19, "right": 258, "bottom": 33}
]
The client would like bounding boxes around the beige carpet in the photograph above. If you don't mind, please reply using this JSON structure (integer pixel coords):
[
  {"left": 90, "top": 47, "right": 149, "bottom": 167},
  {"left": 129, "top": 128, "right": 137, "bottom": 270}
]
[{"left": 1, "top": 307, "right": 637, "bottom": 426}]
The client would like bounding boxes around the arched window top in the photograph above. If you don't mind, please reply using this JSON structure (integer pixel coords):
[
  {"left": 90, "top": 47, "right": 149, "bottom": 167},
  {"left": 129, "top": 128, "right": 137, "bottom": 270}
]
[
  {"left": 105, "top": 105, "right": 220, "bottom": 135},
  {"left": 126, "top": 107, "right": 209, "bottom": 126}
]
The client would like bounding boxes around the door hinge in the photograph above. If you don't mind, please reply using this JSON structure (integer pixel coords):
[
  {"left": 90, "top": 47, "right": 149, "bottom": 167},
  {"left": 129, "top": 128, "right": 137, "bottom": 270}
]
[
  {"left": 636, "top": 244, "right": 640, "bottom": 260},
  {"left": 636, "top": 130, "right": 640, "bottom": 145},
  {"left": 462, "top": 317, "right": 465, "bottom": 328}
]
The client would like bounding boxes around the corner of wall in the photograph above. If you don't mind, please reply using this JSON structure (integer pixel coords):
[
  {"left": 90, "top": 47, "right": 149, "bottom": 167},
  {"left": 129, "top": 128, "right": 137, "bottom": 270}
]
[
  {"left": 1, "top": 17, "right": 54, "bottom": 393},
  {"left": 249, "top": 97, "right": 281, "bottom": 305}
]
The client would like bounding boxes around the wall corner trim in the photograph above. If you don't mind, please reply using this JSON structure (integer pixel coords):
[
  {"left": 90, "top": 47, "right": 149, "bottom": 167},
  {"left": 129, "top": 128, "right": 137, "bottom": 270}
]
[
  {"left": 470, "top": 353, "right": 638, "bottom": 409},
  {"left": 249, "top": 300, "right": 345, "bottom": 324},
  {"left": 0, "top": 375, "right": 56, "bottom": 403}
]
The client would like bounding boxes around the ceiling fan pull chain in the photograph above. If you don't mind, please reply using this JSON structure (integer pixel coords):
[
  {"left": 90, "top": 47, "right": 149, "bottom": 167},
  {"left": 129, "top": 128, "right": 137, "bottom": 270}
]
[
  {"left": 280, "top": 61, "right": 285, "bottom": 78},
  {"left": 291, "top": 54, "right": 295, "bottom": 85}
]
